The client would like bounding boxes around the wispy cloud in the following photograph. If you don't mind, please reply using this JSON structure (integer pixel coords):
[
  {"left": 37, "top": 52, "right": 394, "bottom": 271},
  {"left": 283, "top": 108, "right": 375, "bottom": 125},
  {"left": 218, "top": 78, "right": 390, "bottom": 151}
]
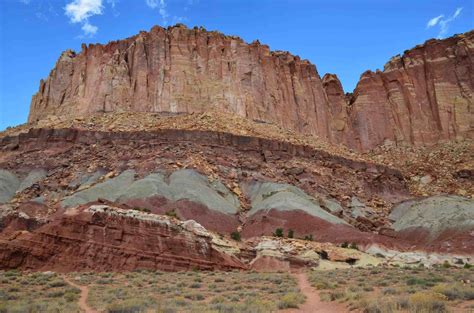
[
  {"left": 82, "top": 21, "right": 98, "bottom": 36},
  {"left": 426, "top": 15, "right": 444, "bottom": 28},
  {"left": 65, "top": 0, "right": 103, "bottom": 37},
  {"left": 19, "top": 0, "right": 31, "bottom": 4},
  {"left": 426, "top": 7, "right": 463, "bottom": 39},
  {"left": 146, "top": 0, "right": 169, "bottom": 25}
]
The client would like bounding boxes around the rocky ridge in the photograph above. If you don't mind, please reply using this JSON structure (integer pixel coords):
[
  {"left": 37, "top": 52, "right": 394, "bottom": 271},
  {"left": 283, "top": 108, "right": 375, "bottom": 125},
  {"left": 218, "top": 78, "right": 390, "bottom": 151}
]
[{"left": 28, "top": 25, "right": 473, "bottom": 151}]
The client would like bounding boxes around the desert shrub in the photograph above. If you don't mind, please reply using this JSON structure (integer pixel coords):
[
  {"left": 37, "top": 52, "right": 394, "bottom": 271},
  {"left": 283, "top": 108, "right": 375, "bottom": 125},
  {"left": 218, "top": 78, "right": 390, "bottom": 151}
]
[
  {"left": 165, "top": 209, "right": 178, "bottom": 219},
  {"left": 64, "top": 290, "right": 79, "bottom": 302},
  {"left": 341, "top": 242, "right": 349, "bottom": 248},
  {"left": 358, "top": 298, "right": 399, "bottom": 313},
  {"left": 230, "top": 231, "right": 241, "bottom": 241},
  {"left": 406, "top": 277, "right": 429, "bottom": 286},
  {"left": 312, "top": 280, "right": 336, "bottom": 290},
  {"left": 464, "top": 263, "right": 472, "bottom": 269},
  {"left": 382, "top": 287, "right": 398, "bottom": 295},
  {"left": 273, "top": 228, "right": 284, "bottom": 237},
  {"left": 349, "top": 242, "right": 359, "bottom": 250},
  {"left": 287, "top": 229, "right": 294, "bottom": 238},
  {"left": 432, "top": 283, "right": 474, "bottom": 300},
  {"left": 47, "top": 290, "right": 65, "bottom": 298},
  {"left": 442, "top": 261, "right": 451, "bottom": 268},
  {"left": 303, "top": 234, "right": 313, "bottom": 241},
  {"left": 4, "top": 270, "right": 19, "bottom": 277},
  {"left": 184, "top": 293, "right": 205, "bottom": 301},
  {"left": 189, "top": 283, "right": 201, "bottom": 289},
  {"left": 320, "top": 290, "right": 344, "bottom": 302},
  {"left": 48, "top": 279, "right": 66, "bottom": 288},
  {"left": 408, "top": 291, "right": 447, "bottom": 313},
  {"left": 133, "top": 207, "right": 151, "bottom": 213},
  {"left": 106, "top": 299, "right": 151, "bottom": 313},
  {"left": 277, "top": 292, "right": 305, "bottom": 309}
]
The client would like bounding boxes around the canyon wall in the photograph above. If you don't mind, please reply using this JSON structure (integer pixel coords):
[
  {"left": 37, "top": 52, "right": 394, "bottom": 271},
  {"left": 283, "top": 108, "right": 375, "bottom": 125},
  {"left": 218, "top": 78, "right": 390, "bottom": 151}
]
[{"left": 29, "top": 25, "right": 473, "bottom": 150}]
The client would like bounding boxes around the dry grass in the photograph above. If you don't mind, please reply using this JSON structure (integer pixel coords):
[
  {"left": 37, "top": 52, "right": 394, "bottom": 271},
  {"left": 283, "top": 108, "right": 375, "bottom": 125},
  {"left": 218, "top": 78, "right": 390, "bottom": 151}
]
[
  {"left": 69, "top": 269, "right": 301, "bottom": 312},
  {"left": 308, "top": 265, "right": 474, "bottom": 313},
  {"left": 0, "top": 270, "right": 81, "bottom": 312}
]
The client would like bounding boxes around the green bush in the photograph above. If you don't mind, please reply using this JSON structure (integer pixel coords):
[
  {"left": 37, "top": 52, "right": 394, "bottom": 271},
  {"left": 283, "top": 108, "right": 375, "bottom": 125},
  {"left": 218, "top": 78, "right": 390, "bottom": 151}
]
[
  {"left": 230, "top": 231, "right": 241, "bottom": 241},
  {"left": 277, "top": 292, "right": 305, "bottom": 309},
  {"left": 165, "top": 209, "right": 178, "bottom": 219},
  {"left": 287, "top": 229, "right": 294, "bottom": 238},
  {"left": 106, "top": 299, "right": 150, "bottom": 313},
  {"left": 48, "top": 280, "right": 66, "bottom": 288},
  {"left": 273, "top": 228, "right": 284, "bottom": 237}
]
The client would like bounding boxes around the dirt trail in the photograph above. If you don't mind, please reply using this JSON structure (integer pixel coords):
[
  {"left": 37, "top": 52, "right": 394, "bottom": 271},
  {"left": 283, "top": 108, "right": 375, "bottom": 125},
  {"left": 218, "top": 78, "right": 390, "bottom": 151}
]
[
  {"left": 62, "top": 275, "right": 97, "bottom": 313},
  {"left": 285, "top": 272, "right": 349, "bottom": 313}
]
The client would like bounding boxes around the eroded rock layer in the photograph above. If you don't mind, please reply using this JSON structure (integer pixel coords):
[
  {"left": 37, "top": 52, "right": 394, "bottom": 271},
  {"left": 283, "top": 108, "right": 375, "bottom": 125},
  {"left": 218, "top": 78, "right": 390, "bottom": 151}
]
[
  {"left": 0, "top": 204, "right": 245, "bottom": 272},
  {"left": 28, "top": 26, "right": 473, "bottom": 150},
  {"left": 345, "top": 32, "right": 474, "bottom": 150}
]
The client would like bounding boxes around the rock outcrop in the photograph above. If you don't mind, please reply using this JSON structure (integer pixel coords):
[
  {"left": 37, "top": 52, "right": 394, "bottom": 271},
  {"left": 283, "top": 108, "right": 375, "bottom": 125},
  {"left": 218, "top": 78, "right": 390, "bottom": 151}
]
[
  {"left": 29, "top": 25, "right": 333, "bottom": 142},
  {"left": 346, "top": 32, "right": 474, "bottom": 150},
  {"left": 28, "top": 25, "right": 473, "bottom": 151},
  {"left": 0, "top": 204, "right": 245, "bottom": 272}
]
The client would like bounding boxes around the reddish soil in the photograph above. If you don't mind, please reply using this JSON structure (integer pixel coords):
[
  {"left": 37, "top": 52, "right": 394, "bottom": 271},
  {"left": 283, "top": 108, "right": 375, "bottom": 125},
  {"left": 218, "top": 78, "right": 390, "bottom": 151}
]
[
  {"left": 286, "top": 272, "right": 349, "bottom": 313},
  {"left": 63, "top": 275, "right": 97, "bottom": 313}
]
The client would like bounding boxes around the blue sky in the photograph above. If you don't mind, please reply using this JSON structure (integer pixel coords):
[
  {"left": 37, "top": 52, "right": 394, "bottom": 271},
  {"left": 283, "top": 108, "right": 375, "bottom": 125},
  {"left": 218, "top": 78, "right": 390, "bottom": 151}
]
[{"left": 0, "top": 0, "right": 472, "bottom": 130}]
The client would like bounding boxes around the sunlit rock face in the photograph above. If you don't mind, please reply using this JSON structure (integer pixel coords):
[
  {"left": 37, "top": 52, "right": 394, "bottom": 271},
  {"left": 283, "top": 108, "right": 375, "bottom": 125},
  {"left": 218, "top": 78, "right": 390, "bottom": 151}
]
[
  {"left": 29, "top": 26, "right": 473, "bottom": 151},
  {"left": 346, "top": 31, "right": 474, "bottom": 150}
]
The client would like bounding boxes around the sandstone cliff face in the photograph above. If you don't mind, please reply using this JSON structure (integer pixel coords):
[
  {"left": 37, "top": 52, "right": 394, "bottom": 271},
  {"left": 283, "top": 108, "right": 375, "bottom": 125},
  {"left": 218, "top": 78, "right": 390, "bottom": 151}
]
[
  {"left": 346, "top": 32, "right": 474, "bottom": 150},
  {"left": 29, "top": 25, "right": 333, "bottom": 140},
  {"left": 29, "top": 26, "right": 473, "bottom": 151}
]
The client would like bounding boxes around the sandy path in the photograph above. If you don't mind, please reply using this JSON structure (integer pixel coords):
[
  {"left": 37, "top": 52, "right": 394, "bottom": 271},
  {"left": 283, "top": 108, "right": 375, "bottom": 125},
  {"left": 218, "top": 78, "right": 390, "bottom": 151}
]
[
  {"left": 284, "top": 272, "right": 349, "bottom": 313},
  {"left": 62, "top": 275, "right": 98, "bottom": 313}
]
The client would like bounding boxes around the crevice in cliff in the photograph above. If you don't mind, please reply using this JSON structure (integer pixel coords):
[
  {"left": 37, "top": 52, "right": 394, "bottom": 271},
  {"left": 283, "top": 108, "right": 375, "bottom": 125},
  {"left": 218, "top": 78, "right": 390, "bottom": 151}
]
[{"left": 422, "top": 51, "right": 442, "bottom": 132}]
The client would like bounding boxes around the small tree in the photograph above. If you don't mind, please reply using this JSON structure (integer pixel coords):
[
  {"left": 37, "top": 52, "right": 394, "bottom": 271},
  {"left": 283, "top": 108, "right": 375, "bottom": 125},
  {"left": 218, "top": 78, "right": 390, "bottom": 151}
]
[
  {"left": 230, "top": 231, "right": 241, "bottom": 241},
  {"left": 287, "top": 229, "right": 294, "bottom": 239},
  {"left": 304, "top": 234, "right": 313, "bottom": 241},
  {"left": 274, "top": 228, "right": 284, "bottom": 238},
  {"left": 341, "top": 242, "right": 349, "bottom": 248}
]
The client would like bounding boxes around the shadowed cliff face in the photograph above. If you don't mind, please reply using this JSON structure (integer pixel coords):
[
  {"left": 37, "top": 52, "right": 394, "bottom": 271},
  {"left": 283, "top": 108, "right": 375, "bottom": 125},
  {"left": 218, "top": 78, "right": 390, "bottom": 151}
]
[{"left": 29, "top": 25, "right": 473, "bottom": 151}]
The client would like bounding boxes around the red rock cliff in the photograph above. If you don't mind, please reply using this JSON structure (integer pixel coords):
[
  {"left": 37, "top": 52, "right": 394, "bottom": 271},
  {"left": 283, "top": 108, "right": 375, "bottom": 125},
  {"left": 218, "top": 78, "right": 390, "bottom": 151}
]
[
  {"left": 29, "top": 26, "right": 473, "bottom": 150},
  {"left": 345, "top": 31, "right": 473, "bottom": 150},
  {"left": 29, "top": 25, "right": 334, "bottom": 141}
]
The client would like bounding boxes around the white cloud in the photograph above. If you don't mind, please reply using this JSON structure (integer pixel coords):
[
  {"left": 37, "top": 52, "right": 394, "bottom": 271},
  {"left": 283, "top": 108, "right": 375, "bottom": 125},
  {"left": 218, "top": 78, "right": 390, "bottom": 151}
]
[
  {"left": 426, "top": 15, "right": 443, "bottom": 28},
  {"left": 426, "top": 7, "right": 463, "bottom": 39},
  {"left": 146, "top": 0, "right": 159, "bottom": 9},
  {"left": 146, "top": 0, "right": 169, "bottom": 25},
  {"left": 82, "top": 21, "right": 98, "bottom": 36},
  {"left": 65, "top": 0, "right": 103, "bottom": 36},
  {"left": 65, "top": 0, "right": 103, "bottom": 23}
]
